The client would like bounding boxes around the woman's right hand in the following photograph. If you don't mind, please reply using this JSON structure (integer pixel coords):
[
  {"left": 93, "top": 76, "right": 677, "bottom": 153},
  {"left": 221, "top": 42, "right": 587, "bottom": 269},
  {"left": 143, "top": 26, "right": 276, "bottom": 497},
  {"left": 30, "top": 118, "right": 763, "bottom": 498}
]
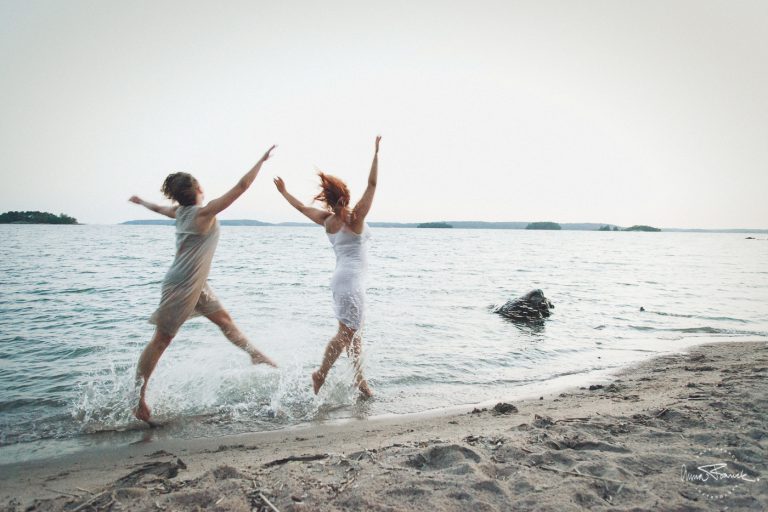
[
  {"left": 128, "top": 195, "right": 142, "bottom": 205},
  {"left": 273, "top": 177, "right": 286, "bottom": 194}
]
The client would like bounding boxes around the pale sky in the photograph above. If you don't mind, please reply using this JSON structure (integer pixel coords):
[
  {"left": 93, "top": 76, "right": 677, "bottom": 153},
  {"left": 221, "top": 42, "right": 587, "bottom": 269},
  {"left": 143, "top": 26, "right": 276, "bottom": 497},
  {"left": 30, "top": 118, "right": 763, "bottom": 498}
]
[{"left": 1, "top": 0, "right": 766, "bottom": 228}]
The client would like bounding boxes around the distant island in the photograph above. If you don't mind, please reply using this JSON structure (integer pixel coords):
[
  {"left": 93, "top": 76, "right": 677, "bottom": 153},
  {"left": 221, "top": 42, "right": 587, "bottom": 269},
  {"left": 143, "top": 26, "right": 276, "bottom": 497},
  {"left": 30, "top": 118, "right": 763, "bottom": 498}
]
[
  {"left": 0, "top": 211, "right": 78, "bottom": 224},
  {"left": 417, "top": 222, "right": 452, "bottom": 229},
  {"left": 119, "top": 220, "right": 767, "bottom": 234},
  {"left": 122, "top": 220, "right": 617, "bottom": 230},
  {"left": 525, "top": 222, "right": 561, "bottom": 230},
  {"left": 624, "top": 225, "right": 661, "bottom": 232}
]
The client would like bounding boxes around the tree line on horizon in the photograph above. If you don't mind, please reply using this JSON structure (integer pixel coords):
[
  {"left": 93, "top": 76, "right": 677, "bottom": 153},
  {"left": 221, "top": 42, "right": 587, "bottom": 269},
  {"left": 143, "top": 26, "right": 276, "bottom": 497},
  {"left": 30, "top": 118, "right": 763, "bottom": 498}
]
[
  {"left": 0, "top": 211, "right": 663, "bottom": 231},
  {"left": 0, "top": 211, "right": 78, "bottom": 224},
  {"left": 120, "top": 218, "right": 662, "bottom": 231},
  {"left": 524, "top": 222, "right": 660, "bottom": 231}
]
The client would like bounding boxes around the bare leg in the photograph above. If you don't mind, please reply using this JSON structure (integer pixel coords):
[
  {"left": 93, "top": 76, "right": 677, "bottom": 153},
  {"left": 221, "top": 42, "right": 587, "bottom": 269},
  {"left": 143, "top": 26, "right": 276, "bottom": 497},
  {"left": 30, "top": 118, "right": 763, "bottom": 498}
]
[
  {"left": 312, "top": 322, "right": 354, "bottom": 394},
  {"left": 206, "top": 309, "right": 277, "bottom": 367},
  {"left": 350, "top": 332, "right": 373, "bottom": 398},
  {"left": 134, "top": 329, "right": 174, "bottom": 423}
]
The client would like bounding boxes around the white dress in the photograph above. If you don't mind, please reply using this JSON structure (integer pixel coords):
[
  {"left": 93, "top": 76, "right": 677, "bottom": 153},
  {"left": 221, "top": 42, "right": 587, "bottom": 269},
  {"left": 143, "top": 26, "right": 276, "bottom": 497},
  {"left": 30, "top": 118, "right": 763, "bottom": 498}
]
[{"left": 327, "top": 225, "right": 370, "bottom": 330}]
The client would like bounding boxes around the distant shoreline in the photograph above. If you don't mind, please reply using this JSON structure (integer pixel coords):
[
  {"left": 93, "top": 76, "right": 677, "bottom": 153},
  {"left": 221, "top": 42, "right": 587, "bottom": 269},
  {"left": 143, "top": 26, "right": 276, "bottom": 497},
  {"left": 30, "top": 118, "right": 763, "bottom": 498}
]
[{"left": 118, "top": 219, "right": 768, "bottom": 234}]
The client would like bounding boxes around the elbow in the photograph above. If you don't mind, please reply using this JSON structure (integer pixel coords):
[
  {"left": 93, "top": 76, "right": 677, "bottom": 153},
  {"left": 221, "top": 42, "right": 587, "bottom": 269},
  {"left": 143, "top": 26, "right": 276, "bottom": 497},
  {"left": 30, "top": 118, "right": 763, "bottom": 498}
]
[
  {"left": 368, "top": 180, "right": 377, "bottom": 188},
  {"left": 237, "top": 179, "right": 250, "bottom": 194}
]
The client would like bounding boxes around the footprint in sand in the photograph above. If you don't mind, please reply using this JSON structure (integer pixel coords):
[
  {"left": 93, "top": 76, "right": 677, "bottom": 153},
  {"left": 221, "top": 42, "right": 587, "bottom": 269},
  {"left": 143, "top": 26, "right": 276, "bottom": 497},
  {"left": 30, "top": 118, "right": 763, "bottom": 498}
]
[{"left": 405, "top": 444, "right": 483, "bottom": 472}]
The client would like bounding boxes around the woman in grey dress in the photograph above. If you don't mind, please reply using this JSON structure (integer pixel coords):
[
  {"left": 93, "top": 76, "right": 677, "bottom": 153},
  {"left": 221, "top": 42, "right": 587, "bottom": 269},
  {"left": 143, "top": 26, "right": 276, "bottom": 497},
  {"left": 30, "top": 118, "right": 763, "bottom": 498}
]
[{"left": 128, "top": 145, "right": 277, "bottom": 423}]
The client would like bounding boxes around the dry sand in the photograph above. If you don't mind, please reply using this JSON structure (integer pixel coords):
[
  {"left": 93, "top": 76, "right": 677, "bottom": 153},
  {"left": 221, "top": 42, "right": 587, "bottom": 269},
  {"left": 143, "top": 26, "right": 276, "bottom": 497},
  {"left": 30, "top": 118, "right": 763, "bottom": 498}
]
[{"left": 1, "top": 340, "right": 766, "bottom": 511}]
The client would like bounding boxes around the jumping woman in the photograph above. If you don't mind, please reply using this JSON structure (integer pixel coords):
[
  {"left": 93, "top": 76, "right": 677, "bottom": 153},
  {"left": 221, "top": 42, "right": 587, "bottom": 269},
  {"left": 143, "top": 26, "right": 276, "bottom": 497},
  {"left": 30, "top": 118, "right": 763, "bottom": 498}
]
[
  {"left": 129, "top": 145, "right": 278, "bottom": 423},
  {"left": 274, "top": 136, "right": 380, "bottom": 398}
]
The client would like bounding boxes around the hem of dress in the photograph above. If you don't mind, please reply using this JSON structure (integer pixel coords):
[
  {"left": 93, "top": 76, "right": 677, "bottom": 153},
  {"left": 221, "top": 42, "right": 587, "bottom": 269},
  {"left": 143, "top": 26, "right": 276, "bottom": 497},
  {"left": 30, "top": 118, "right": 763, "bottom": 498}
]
[
  {"left": 336, "top": 317, "right": 363, "bottom": 331},
  {"left": 148, "top": 322, "right": 179, "bottom": 338}
]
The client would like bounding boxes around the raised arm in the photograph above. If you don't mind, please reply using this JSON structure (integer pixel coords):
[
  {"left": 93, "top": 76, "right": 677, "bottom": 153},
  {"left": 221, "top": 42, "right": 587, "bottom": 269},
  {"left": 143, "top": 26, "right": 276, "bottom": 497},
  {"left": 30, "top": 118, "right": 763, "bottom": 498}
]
[
  {"left": 351, "top": 135, "right": 380, "bottom": 223},
  {"left": 129, "top": 196, "right": 178, "bottom": 218},
  {"left": 198, "top": 145, "right": 276, "bottom": 219},
  {"left": 273, "top": 177, "right": 331, "bottom": 226}
]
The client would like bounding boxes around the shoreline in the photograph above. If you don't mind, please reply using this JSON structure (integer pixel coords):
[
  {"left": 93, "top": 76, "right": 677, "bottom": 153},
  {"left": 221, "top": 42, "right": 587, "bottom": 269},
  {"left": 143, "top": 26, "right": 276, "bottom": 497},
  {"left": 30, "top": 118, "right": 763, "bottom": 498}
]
[
  {"left": 0, "top": 334, "right": 745, "bottom": 468},
  {"left": 0, "top": 335, "right": 706, "bottom": 467},
  {"left": 0, "top": 362, "right": 624, "bottom": 469},
  {"left": 2, "top": 339, "right": 766, "bottom": 510}
]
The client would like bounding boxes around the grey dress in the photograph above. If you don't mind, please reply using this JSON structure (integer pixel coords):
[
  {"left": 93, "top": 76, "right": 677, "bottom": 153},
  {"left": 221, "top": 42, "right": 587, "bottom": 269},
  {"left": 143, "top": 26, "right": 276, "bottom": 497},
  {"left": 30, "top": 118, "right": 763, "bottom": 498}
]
[{"left": 149, "top": 205, "right": 223, "bottom": 336}]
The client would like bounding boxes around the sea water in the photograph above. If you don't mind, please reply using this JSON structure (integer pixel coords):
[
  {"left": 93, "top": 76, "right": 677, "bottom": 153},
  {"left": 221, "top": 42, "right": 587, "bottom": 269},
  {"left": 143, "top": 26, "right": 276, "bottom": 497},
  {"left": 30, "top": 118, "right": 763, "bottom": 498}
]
[{"left": 1, "top": 225, "right": 766, "bottom": 463}]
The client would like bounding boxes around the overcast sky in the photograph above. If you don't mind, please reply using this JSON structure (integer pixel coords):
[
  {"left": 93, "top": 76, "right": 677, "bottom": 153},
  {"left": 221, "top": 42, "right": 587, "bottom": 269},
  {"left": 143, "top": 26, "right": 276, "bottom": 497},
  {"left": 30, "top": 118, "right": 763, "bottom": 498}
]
[{"left": 1, "top": 0, "right": 766, "bottom": 228}]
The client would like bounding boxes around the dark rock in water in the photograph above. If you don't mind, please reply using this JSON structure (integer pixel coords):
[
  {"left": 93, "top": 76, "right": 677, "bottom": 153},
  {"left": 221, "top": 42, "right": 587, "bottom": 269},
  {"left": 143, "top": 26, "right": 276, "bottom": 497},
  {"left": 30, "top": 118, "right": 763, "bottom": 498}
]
[
  {"left": 493, "top": 289, "right": 553, "bottom": 322},
  {"left": 640, "top": 306, "right": 645, "bottom": 311}
]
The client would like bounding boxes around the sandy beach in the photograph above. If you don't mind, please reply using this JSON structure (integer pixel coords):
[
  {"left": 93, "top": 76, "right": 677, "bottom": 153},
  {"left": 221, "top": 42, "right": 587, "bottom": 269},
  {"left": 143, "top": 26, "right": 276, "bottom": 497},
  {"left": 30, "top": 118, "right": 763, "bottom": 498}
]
[{"left": 1, "top": 340, "right": 766, "bottom": 511}]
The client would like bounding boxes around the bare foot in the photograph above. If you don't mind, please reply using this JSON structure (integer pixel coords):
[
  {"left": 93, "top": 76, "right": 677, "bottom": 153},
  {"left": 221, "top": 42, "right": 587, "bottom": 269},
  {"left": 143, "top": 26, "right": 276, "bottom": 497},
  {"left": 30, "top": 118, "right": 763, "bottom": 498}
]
[
  {"left": 251, "top": 351, "right": 277, "bottom": 368},
  {"left": 133, "top": 398, "right": 151, "bottom": 423},
  {"left": 312, "top": 371, "right": 325, "bottom": 394},
  {"left": 358, "top": 380, "right": 373, "bottom": 399}
]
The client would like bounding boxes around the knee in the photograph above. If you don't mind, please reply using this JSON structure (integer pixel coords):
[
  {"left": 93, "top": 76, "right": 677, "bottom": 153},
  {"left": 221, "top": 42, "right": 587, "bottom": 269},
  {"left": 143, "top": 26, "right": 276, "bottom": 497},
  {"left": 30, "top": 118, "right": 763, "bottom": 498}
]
[
  {"left": 153, "top": 333, "right": 173, "bottom": 350},
  {"left": 341, "top": 325, "right": 356, "bottom": 340},
  {"left": 214, "top": 312, "right": 235, "bottom": 332},
  {"left": 340, "top": 331, "right": 355, "bottom": 348},
  {"left": 219, "top": 321, "right": 237, "bottom": 336}
]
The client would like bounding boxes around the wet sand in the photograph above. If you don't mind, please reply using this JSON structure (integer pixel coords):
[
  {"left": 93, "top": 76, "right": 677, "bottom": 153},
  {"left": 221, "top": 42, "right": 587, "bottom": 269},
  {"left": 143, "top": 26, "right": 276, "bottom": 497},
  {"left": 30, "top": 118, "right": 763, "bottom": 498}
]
[{"left": 1, "top": 340, "right": 766, "bottom": 511}]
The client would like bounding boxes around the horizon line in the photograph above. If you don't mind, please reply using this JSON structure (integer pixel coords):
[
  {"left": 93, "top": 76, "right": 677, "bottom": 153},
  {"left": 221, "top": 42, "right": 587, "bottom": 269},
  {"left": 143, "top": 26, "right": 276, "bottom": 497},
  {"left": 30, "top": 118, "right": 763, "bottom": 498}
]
[{"left": 114, "top": 219, "right": 768, "bottom": 233}]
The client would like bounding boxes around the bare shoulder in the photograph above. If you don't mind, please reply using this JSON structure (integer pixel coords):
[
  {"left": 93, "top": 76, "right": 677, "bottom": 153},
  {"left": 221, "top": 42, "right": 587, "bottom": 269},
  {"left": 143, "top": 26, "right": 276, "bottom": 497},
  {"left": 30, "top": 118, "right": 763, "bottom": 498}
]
[
  {"left": 347, "top": 211, "right": 367, "bottom": 234},
  {"left": 326, "top": 213, "right": 356, "bottom": 234},
  {"left": 194, "top": 207, "right": 216, "bottom": 233},
  {"left": 348, "top": 219, "right": 365, "bottom": 235},
  {"left": 197, "top": 201, "right": 216, "bottom": 217},
  {"left": 323, "top": 214, "right": 338, "bottom": 234}
]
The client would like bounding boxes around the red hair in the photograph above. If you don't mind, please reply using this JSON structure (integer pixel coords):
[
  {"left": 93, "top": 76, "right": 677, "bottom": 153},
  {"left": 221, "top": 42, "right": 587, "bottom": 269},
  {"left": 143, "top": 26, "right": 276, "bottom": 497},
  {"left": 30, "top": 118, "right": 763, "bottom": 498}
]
[{"left": 314, "top": 172, "right": 350, "bottom": 212}]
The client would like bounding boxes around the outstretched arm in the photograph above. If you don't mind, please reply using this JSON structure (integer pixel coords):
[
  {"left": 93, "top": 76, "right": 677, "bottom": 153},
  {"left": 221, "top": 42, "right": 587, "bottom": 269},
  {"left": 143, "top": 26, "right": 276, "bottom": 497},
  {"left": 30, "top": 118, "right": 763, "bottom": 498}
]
[
  {"left": 352, "top": 135, "right": 381, "bottom": 223},
  {"left": 273, "top": 177, "right": 331, "bottom": 226},
  {"left": 198, "top": 145, "right": 276, "bottom": 219},
  {"left": 129, "top": 196, "right": 178, "bottom": 218}
]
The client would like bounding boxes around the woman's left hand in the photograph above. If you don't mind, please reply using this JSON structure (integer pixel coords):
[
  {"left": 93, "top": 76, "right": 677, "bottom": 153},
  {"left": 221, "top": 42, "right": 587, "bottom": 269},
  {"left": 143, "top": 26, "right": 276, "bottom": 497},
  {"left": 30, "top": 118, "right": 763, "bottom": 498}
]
[{"left": 261, "top": 145, "right": 277, "bottom": 162}]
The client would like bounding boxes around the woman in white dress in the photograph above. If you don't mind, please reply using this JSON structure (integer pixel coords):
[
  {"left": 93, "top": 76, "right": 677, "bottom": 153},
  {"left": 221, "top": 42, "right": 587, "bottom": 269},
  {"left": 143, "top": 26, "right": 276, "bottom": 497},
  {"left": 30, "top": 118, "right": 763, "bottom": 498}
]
[
  {"left": 274, "top": 136, "right": 380, "bottom": 398},
  {"left": 128, "top": 145, "right": 278, "bottom": 423}
]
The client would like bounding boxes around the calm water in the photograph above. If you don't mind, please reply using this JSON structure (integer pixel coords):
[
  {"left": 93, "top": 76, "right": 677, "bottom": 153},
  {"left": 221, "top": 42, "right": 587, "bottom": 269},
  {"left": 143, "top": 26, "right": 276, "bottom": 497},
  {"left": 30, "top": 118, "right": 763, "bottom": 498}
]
[{"left": 1, "top": 225, "right": 767, "bottom": 463}]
